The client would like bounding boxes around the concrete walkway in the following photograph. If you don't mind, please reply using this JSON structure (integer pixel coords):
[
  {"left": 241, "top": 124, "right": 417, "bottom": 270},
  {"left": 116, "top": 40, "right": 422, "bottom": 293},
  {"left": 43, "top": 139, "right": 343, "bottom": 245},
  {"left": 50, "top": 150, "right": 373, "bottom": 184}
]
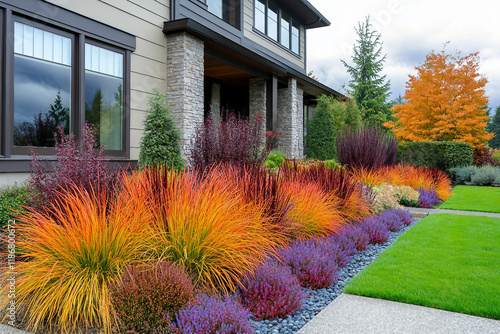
[
  {"left": 298, "top": 208, "right": 500, "bottom": 334},
  {"left": 298, "top": 294, "right": 500, "bottom": 334}
]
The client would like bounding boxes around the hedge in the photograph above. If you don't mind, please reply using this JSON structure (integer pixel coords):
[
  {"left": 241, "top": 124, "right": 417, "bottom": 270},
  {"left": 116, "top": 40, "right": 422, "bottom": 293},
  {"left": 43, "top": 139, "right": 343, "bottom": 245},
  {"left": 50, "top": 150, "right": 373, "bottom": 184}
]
[{"left": 397, "top": 141, "right": 473, "bottom": 171}]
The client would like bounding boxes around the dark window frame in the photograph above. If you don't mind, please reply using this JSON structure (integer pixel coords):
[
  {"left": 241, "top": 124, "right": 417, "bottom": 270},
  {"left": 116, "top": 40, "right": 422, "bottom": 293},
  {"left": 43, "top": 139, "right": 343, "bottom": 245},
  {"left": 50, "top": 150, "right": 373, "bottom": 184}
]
[
  {"left": 0, "top": 1, "right": 134, "bottom": 161},
  {"left": 252, "top": 0, "right": 301, "bottom": 56},
  {"left": 204, "top": 0, "right": 241, "bottom": 30}
]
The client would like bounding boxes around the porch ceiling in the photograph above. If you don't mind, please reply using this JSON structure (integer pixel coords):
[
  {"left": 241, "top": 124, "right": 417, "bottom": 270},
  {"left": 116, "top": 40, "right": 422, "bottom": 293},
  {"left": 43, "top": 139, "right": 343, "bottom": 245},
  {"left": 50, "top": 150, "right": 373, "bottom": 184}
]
[{"left": 204, "top": 57, "right": 254, "bottom": 85}]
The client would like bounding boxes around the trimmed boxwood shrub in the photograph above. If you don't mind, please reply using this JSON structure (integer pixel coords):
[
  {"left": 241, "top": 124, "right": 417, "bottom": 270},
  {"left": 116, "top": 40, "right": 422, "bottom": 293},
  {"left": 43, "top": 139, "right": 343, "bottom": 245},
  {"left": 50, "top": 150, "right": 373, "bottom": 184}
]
[{"left": 397, "top": 141, "right": 473, "bottom": 171}]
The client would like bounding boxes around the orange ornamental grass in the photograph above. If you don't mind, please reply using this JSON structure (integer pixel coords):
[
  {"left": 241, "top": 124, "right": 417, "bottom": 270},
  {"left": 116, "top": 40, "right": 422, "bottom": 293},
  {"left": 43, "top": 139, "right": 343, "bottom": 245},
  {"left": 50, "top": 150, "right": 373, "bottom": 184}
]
[
  {"left": 375, "top": 165, "right": 452, "bottom": 201},
  {"left": 0, "top": 184, "right": 151, "bottom": 333},
  {"left": 284, "top": 182, "right": 346, "bottom": 240},
  {"left": 349, "top": 167, "right": 384, "bottom": 187},
  {"left": 120, "top": 165, "right": 282, "bottom": 294}
]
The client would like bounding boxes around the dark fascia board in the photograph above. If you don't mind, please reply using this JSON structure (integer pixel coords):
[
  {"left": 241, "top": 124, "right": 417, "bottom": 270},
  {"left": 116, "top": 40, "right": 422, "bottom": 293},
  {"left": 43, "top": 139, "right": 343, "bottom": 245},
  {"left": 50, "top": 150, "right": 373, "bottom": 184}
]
[
  {"left": 0, "top": 0, "right": 135, "bottom": 51},
  {"left": 274, "top": 0, "right": 331, "bottom": 29},
  {"left": 163, "top": 19, "right": 343, "bottom": 99},
  {"left": 288, "top": 67, "right": 344, "bottom": 98},
  {"left": 164, "top": 18, "right": 288, "bottom": 76}
]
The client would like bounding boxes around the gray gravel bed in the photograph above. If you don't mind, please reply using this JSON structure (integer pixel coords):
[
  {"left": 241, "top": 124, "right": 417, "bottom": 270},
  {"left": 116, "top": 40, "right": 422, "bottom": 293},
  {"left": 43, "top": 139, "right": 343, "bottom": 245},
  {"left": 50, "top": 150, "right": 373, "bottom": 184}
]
[{"left": 250, "top": 218, "right": 421, "bottom": 334}]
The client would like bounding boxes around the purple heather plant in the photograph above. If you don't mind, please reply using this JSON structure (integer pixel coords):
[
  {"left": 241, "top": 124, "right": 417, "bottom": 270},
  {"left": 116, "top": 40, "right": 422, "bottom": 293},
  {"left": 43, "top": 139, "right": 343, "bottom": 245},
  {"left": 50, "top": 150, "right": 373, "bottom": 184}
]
[
  {"left": 391, "top": 209, "right": 413, "bottom": 226},
  {"left": 359, "top": 216, "right": 390, "bottom": 244},
  {"left": 417, "top": 188, "right": 440, "bottom": 208},
  {"left": 378, "top": 210, "right": 404, "bottom": 232},
  {"left": 280, "top": 239, "right": 340, "bottom": 290},
  {"left": 174, "top": 294, "right": 253, "bottom": 334},
  {"left": 238, "top": 262, "right": 306, "bottom": 320},
  {"left": 340, "top": 224, "right": 370, "bottom": 251}
]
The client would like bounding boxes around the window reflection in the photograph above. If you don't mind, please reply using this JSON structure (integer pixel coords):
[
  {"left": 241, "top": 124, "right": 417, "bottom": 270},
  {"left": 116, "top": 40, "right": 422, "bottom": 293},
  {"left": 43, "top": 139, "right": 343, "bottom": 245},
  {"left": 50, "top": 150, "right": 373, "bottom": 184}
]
[
  {"left": 280, "top": 12, "right": 290, "bottom": 49},
  {"left": 255, "top": 0, "right": 266, "bottom": 33},
  {"left": 292, "top": 22, "right": 300, "bottom": 54},
  {"left": 267, "top": 2, "right": 278, "bottom": 41},
  {"left": 13, "top": 22, "right": 71, "bottom": 147},
  {"left": 85, "top": 44, "right": 123, "bottom": 151}
]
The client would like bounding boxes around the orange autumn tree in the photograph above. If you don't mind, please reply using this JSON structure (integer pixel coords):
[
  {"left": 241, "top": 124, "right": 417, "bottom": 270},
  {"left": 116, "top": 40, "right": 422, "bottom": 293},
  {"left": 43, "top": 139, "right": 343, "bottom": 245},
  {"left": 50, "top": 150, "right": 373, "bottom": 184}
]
[{"left": 385, "top": 49, "right": 493, "bottom": 148}]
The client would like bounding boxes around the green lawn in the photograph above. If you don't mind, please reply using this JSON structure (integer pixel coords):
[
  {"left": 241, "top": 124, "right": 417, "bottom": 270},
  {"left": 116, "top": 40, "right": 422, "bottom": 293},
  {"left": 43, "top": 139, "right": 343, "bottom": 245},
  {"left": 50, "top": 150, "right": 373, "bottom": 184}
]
[
  {"left": 439, "top": 186, "right": 500, "bottom": 213},
  {"left": 344, "top": 214, "right": 500, "bottom": 320}
]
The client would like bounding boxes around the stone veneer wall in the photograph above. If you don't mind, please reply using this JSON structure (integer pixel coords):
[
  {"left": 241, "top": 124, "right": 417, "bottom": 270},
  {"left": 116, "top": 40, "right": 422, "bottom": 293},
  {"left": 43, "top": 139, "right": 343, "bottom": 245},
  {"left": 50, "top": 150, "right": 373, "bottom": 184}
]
[
  {"left": 166, "top": 32, "right": 204, "bottom": 160},
  {"left": 277, "top": 78, "right": 304, "bottom": 158},
  {"left": 249, "top": 78, "right": 267, "bottom": 143}
]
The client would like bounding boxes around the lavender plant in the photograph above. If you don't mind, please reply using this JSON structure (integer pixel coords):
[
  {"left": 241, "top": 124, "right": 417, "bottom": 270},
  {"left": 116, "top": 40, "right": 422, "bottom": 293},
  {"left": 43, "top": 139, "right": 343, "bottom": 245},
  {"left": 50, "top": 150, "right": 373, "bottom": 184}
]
[{"left": 417, "top": 188, "right": 440, "bottom": 208}]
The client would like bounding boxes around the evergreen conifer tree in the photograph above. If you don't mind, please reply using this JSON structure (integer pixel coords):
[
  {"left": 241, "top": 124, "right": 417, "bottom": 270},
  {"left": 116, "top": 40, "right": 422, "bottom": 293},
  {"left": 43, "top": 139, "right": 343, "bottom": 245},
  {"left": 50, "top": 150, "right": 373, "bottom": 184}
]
[
  {"left": 139, "top": 89, "right": 184, "bottom": 169},
  {"left": 306, "top": 95, "right": 337, "bottom": 160},
  {"left": 487, "top": 106, "right": 500, "bottom": 149},
  {"left": 341, "top": 16, "right": 392, "bottom": 128}
]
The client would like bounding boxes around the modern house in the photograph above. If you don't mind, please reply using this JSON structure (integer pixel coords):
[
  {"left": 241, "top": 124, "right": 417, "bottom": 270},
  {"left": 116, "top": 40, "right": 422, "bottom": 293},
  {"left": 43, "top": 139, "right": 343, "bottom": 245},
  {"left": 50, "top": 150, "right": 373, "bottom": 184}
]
[{"left": 0, "top": 0, "right": 341, "bottom": 186}]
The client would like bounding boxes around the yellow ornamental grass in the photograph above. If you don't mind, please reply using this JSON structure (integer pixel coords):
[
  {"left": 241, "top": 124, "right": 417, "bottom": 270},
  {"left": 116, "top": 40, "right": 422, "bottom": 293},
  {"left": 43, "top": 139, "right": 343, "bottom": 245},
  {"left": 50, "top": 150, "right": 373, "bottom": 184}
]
[
  {"left": 372, "top": 184, "right": 404, "bottom": 215},
  {"left": 0, "top": 184, "right": 152, "bottom": 333}
]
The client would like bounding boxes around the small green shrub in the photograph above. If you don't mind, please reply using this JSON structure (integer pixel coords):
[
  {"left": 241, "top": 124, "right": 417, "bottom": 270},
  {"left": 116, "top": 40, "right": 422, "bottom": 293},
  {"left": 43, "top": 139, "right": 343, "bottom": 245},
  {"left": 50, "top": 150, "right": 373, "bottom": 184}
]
[
  {"left": 307, "top": 95, "right": 337, "bottom": 160},
  {"left": 493, "top": 150, "right": 500, "bottom": 165},
  {"left": 449, "top": 166, "right": 478, "bottom": 184},
  {"left": 0, "top": 183, "right": 30, "bottom": 227},
  {"left": 470, "top": 166, "right": 500, "bottom": 186},
  {"left": 397, "top": 141, "right": 473, "bottom": 171},
  {"left": 264, "top": 150, "right": 287, "bottom": 169},
  {"left": 139, "top": 88, "right": 184, "bottom": 170}
]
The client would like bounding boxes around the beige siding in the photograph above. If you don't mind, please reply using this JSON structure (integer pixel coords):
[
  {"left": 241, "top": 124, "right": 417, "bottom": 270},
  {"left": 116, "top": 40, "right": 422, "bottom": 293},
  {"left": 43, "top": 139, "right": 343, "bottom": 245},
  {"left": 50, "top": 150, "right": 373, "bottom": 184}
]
[
  {"left": 0, "top": 173, "right": 30, "bottom": 187},
  {"left": 46, "top": 0, "right": 170, "bottom": 160},
  {"left": 243, "top": 0, "right": 306, "bottom": 70}
]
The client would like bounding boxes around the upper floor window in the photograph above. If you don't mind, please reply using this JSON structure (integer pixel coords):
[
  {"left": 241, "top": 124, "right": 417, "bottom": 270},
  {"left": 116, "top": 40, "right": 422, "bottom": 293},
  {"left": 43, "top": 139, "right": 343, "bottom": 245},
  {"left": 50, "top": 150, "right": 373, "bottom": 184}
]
[
  {"left": 253, "top": 0, "right": 301, "bottom": 55},
  {"left": 207, "top": 0, "right": 241, "bottom": 29}
]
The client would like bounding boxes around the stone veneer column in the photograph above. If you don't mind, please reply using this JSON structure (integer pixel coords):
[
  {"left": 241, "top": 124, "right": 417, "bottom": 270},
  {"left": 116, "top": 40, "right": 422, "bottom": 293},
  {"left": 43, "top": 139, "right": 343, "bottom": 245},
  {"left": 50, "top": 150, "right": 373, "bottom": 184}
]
[
  {"left": 166, "top": 32, "right": 204, "bottom": 160},
  {"left": 277, "top": 78, "right": 304, "bottom": 158},
  {"left": 210, "top": 83, "right": 221, "bottom": 125},
  {"left": 249, "top": 78, "right": 267, "bottom": 143}
]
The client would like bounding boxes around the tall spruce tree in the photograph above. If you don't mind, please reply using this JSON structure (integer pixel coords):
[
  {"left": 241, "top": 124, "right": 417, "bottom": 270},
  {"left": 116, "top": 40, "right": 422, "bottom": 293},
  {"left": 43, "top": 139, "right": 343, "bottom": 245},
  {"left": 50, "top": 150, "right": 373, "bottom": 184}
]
[
  {"left": 341, "top": 16, "right": 392, "bottom": 128},
  {"left": 487, "top": 106, "right": 500, "bottom": 149},
  {"left": 139, "top": 89, "right": 184, "bottom": 169}
]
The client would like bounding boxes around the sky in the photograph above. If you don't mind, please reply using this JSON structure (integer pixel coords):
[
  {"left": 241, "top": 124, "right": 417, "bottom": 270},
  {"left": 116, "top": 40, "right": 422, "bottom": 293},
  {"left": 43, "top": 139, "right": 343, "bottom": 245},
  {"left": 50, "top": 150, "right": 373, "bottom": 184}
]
[{"left": 306, "top": 0, "right": 499, "bottom": 115}]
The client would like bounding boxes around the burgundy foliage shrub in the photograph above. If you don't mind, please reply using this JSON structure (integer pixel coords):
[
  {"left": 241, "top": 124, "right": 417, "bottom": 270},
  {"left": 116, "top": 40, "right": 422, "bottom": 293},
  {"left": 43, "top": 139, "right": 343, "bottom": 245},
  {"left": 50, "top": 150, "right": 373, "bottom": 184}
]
[
  {"left": 336, "top": 126, "right": 397, "bottom": 170},
  {"left": 238, "top": 262, "right": 306, "bottom": 320},
  {"left": 473, "top": 145, "right": 496, "bottom": 167},
  {"left": 280, "top": 240, "right": 340, "bottom": 290},
  {"left": 29, "top": 124, "right": 119, "bottom": 209},
  {"left": 110, "top": 262, "right": 195, "bottom": 333},
  {"left": 174, "top": 294, "right": 253, "bottom": 334},
  {"left": 417, "top": 188, "right": 440, "bottom": 208},
  {"left": 189, "top": 113, "right": 269, "bottom": 170}
]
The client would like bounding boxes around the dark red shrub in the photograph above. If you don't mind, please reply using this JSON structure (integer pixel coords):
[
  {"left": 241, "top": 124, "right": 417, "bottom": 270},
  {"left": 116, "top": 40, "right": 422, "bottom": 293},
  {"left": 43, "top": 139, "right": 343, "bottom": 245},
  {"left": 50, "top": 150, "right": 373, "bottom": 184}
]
[
  {"left": 189, "top": 113, "right": 269, "bottom": 170},
  {"left": 473, "top": 145, "right": 496, "bottom": 167},
  {"left": 174, "top": 294, "right": 253, "bottom": 334},
  {"left": 336, "top": 126, "right": 397, "bottom": 170},
  {"left": 238, "top": 262, "right": 306, "bottom": 320},
  {"left": 110, "top": 262, "right": 195, "bottom": 333},
  {"left": 29, "top": 124, "right": 119, "bottom": 209}
]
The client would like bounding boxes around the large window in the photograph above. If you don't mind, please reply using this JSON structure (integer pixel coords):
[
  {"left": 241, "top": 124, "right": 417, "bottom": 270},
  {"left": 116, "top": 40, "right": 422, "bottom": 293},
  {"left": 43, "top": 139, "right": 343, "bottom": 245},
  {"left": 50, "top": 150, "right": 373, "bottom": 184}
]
[
  {"left": 0, "top": 8, "right": 133, "bottom": 159},
  {"left": 253, "top": 0, "right": 301, "bottom": 55},
  {"left": 207, "top": 0, "right": 241, "bottom": 29}
]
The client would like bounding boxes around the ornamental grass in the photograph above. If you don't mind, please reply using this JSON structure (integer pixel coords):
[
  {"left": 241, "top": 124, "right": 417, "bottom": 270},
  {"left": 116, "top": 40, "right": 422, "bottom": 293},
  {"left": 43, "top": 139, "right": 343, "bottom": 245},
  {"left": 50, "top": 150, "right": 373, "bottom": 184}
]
[
  {"left": 0, "top": 183, "right": 151, "bottom": 333},
  {"left": 119, "top": 165, "right": 282, "bottom": 294},
  {"left": 284, "top": 181, "right": 345, "bottom": 240},
  {"left": 280, "top": 163, "right": 372, "bottom": 222}
]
